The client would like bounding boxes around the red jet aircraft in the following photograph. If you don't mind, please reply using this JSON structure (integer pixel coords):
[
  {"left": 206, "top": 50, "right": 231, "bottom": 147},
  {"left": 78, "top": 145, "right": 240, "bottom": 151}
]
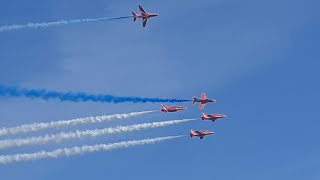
[
  {"left": 132, "top": 5, "right": 159, "bottom": 28},
  {"left": 202, "top": 113, "right": 227, "bottom": 122},
  {"left": 161, "top": 105, "right": 185, "bottom": 113},
  {"left": 193, "top": 92, "right": 216, "bottom": 109},
  {"left": 189, "top": 130, "right": 214, "bottom": 139}
]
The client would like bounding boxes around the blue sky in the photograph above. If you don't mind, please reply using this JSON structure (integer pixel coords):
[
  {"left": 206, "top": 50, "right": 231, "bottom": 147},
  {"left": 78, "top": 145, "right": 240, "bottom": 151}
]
[{"left": 0, "top": 0, "right": 320, "bottom": 179}]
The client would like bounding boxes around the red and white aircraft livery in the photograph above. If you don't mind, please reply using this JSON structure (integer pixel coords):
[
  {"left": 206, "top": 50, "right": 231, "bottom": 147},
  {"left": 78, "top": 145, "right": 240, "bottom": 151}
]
[
  {"left": 189, "top": 130, "right": 214, "bottom": 139},
  {"left": 202, "top": 113, "right": 227, "bottom": 122},
  {"left": 161, "top": 105, "right": 185, "bottom": 113},
  {"left": 132, "top": 5, "right": 159, "bottom": 28},
  {"left": 193, "top": 92, "right": 216, "bottom": 109}
]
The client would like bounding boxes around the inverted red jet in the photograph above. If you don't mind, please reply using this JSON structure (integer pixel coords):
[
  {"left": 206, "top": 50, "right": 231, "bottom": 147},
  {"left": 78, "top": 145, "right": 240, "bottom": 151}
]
[
  {"left": 193, "top": 92, "right": 216, "bottom": 109},
  {"left": 161, "top": 104, "right": 185, "bottom": 113},
  {"left": 189, "top": 130, "right": 214, "bottom": 139},
  {"left": 132, "top": 5, "right": 159, "bottom": 28},
  {"left": 202, "top": 113, "right": 227, "bottom": 122}
]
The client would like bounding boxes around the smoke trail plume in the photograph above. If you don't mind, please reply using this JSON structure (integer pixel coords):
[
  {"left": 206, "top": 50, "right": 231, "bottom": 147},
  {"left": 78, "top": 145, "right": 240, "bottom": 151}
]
[
  {"left": 0, "top": 119, "right": 194, "bottom": 149},
  {"left": 0, "top": 16, "right": 131, "bottom": 32},
  {"left": 0, "top": 85, "right": 191, "bottom": 103},
  {"left": 0, "top": 110, "right": 155, "bottom": 137},
  {"left": 0, "top": 135, "right": 183, "bottom": 164}
]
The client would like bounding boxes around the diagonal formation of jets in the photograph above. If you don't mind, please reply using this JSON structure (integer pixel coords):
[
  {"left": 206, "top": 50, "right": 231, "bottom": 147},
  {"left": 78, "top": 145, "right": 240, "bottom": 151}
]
[
  {"left": 0, "top": 5, "right": 230, "bottom": 164},
  {"left": 161, "top": 92, "right": 228, "bottom": 140},
  {"left": 132, "top": 7, "right": 229, "bottom": 140}
]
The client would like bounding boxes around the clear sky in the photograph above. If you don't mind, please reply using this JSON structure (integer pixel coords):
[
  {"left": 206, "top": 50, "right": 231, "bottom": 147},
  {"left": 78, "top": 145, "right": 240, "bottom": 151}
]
[{"left": 0, "top": 0, "right": 319, "bottom": 179}]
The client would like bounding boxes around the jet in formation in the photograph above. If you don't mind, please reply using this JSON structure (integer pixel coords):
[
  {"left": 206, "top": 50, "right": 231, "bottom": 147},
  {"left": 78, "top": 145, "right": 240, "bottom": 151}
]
[
  {"left": 189, "top": 130, "right": 214, "bottom": 139},
  {"left": 132, "top": 5, "right": 159, "bottom": 28},
  {"left": 202, "top": 113, "right": 227, "bottom": 122},
  {"left": 193, "top": 92, "right": 216, "bottom": 109},
  {"left": 161, "top": 105, "right": 185, "bottom": 113}
]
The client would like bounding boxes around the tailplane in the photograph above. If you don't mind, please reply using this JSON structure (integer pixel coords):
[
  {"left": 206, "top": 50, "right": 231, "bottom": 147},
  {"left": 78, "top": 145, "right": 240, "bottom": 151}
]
[
  {"left": 192, "top": 97, "right": 197, "bottom": 104},
  {"left": 132, "top": 12, "right": 138, "bottom": 22},
  {"left": 161, "top": 104, "right": 168, "bottom": 112},
  {"left": 202, "top": 113, "right": 208, "bottom": 120},
  {"left": 189, "top": 130, "right": 196, "bottom": 137}
]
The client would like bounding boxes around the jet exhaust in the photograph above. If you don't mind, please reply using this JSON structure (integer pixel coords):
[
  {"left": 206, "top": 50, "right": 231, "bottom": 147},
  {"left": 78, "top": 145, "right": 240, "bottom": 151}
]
[
  {"left": 0, "top": 16, "right": 131, "bottom": 32},
  {"left": 0, "top": 85, "right": 191, "bottom": 104},
  {"left": 0, "top": 111, "right": 156, "bottom": 137},
  {"left": 0, "top": 135, "right": 183, "bottom": 164},
  {"left": 0, "top": 119, "right": 195, "bottom": 149}
]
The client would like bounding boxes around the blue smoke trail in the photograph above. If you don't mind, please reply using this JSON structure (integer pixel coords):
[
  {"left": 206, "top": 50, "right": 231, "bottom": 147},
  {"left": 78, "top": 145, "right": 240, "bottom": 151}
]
[
  {"left": 0, "top": 16, "right": 131, "bottom": 32},
  {"left": 0, "top": 86, "right": 191, "bottom": 103}
]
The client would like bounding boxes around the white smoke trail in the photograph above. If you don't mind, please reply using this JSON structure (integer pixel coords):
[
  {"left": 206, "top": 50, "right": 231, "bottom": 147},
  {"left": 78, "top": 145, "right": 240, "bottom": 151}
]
[
  {"left": 0, "top": 119, "right": 194, "bottom": 149},
  {"left": 0, "top": 135, "right": 183, "bottom": 164},
  {"left": 0, "top": 16, "right": 131, "bottom": 32},
  {"left": 0, "top": 110, "right": 156, "bottom": 137}
]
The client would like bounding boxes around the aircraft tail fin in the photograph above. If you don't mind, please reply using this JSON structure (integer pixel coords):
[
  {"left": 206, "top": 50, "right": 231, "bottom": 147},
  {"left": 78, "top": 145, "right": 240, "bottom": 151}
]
[
  {"left": 189, "top": 130, "right": 196, "bottom": 137},
  {"left": 202, "top": 113, "right": 208, "bottom": 120},
  {"left": 192, "top": 97, "right": 197, "bottom": 104},
  {"left": 161, "top": 104, "right": 167, "bottom": 112},
  {"left": 132, "top": 12, "right": 138, "bottom": 22}
]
